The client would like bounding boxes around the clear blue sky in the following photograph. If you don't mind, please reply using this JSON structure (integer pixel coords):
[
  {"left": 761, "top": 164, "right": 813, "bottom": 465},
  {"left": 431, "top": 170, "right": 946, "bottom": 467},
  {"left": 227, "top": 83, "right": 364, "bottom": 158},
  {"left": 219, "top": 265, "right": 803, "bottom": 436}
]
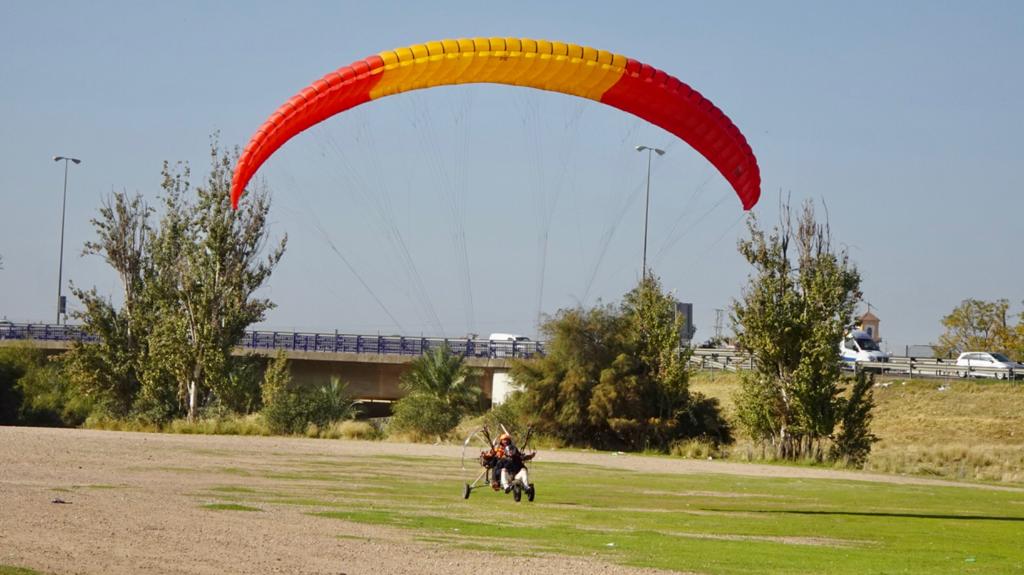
[{"left": 2, "top": 1, "right": 1022, "bottom": 351}]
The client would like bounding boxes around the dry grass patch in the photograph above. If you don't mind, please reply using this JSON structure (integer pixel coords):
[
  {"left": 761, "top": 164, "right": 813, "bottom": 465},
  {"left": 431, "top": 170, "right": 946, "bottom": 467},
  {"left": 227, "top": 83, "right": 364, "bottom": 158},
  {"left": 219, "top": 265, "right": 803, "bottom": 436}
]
[{"left": 689, "top": 371, "right": 1024, "bottom": 482}]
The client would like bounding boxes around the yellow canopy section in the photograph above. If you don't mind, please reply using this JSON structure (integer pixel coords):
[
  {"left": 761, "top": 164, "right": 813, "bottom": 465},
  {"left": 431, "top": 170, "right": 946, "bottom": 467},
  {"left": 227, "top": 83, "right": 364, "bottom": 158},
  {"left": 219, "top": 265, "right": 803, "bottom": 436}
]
[{"left": 369, "top": 38, "right": 629, "bottom": 103}]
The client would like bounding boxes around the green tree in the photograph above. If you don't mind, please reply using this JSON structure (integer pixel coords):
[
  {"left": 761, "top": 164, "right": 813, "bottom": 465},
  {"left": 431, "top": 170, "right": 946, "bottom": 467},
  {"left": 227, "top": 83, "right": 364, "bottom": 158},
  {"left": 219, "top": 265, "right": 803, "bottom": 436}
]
[
  {"left": 732, "top": 199, "right": 874, "bottom": 463},
  {"left": 589, "top": 276, "right": 704, "bottom": 449},
  {"left": 621, "top": 276, "right": 692, "bottom": 423},
  {"left": 260, "top": 349, "right": 291, "bottom": 407},
  {"left": 67, "top": 139, "right": 286, "bottom": 422},
  {"left": 511, "top": 304, "right": 624, "bottom": 445},
  {"left": 1014, "top": 306, "right": 1024, "bottom": 362},
  {"left": 513, "top": 276, "right": 730, "bottom": 451},
  {"left": 399, "top": 345, "right": 481, "bottom": 412},
  {"left": 145, "top": 142, "right": 286, "bottom": 420},
  {"left": 65, "top": 191, "right": 154, "bottom": 416},
  {"left": 934, "top": 299, "right": 1016, "bottom": 359},
  {"left": 389, "top": 345, "right": 482, "bottom": 437},
  {"left": 830, "top": 370, "right": 877, "bottom": 466}
]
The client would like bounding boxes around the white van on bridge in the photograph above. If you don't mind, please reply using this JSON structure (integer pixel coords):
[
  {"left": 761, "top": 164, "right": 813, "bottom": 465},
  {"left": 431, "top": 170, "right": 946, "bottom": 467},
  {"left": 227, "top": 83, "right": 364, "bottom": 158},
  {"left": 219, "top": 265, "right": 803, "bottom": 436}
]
[{"left": 840, "top": 330, "right": 890, "bottom": 367}]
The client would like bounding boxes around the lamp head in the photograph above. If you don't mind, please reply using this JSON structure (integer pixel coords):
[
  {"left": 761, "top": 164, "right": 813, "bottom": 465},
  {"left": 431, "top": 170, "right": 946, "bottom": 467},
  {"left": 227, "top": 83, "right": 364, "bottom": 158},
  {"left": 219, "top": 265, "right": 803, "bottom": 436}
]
[{"left": 635, "top": 145, "right": 665, "bottom": 155}]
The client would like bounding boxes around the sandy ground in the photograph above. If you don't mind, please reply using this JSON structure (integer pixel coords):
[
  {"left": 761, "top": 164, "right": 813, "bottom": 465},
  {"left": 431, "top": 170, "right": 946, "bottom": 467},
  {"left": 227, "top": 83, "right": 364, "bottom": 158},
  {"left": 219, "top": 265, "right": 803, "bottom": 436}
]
[{"left": 1, "top": 427, "right": 1019, "bottom": 575}]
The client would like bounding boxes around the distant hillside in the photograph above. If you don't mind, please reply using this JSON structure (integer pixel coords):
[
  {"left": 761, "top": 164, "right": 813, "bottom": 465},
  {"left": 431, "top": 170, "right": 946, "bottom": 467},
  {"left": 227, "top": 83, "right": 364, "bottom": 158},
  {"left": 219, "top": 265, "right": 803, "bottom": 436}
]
[{"left": 690, "top": 372, "right": 1024, "bottom": 483}]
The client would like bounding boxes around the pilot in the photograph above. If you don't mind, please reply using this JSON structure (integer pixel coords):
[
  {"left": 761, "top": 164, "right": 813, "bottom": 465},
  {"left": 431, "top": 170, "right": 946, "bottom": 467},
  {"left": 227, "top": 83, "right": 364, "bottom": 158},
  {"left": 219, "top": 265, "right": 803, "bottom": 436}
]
[{"left": 497, "top": 433, "right": 535, "bottom": 493}]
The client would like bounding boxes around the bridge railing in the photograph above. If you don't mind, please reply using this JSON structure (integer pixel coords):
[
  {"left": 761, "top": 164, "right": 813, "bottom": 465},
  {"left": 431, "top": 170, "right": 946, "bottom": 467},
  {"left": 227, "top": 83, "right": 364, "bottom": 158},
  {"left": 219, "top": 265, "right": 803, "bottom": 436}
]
[
  {"left": 689, "top": 348, "right": 755, "bottom": 371},
  {"left": 243, "top": 330, "right": 544, "bottom": 358},
  {"left": 0, "top": 322, "right": 544, "bottom": 359},
  {"left": 0, "top": 322, "right": 97, "bottom": 343}
]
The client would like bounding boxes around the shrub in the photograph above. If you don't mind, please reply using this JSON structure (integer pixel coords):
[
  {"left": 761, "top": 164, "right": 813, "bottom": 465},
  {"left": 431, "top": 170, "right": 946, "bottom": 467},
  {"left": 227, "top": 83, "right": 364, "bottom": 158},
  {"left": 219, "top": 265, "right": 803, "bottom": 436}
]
[
  {"left": 166, "top": 414, "right": 269, "bottom": 436},
  {"left": 676, "top": 392, "right": 734, "bottom": 446},
  {"left": 260, "top": 350, "right": 290, "bottom": 406},
  {"left": 263, "top": 377, "right": 357, "bottom": 435},
  {"left": 82, "top": 415, "right": 161, "bottom": 433},
  {"left": 388, "top": 346, "right": 483, "bottom": 440},
  {"left": 455, "top": 393, "right": 563, "bottom": 450},
  {"left": 389, "top": 393, "right": 459, "bottom": 440},
  {"left": 482, "top": 391, "right": 531, "bottom": 431},
  {"left": 327, "top": 420, "right": 380, "bottom": 440},
  {"left": 670, "top": 438, "right": 720, "bottom": 459},
  {"left": 214, "top": 355, "right": 263, "bottom": 415},
  {"left": 0, "top": 344, "right": 92, "bottom": 427},
  {"left": 262, "top": 390, "right": 306, "bottom": 434},
  {"left": 0, "top": 359, "right": 26, "bottom": 424},
  {"left": 132, "top": 372, "right": 180, "bottom": 424}
]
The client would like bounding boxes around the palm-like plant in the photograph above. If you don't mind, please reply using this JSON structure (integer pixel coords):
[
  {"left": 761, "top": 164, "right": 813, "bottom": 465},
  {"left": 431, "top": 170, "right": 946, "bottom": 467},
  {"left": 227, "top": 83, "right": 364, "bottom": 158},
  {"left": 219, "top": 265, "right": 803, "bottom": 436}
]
[
  {"left": 318, "top": 376, "right": 357, "bottom": 422},
  {"left": 400, "top": 345, "right": 481, "bottom": 413}
]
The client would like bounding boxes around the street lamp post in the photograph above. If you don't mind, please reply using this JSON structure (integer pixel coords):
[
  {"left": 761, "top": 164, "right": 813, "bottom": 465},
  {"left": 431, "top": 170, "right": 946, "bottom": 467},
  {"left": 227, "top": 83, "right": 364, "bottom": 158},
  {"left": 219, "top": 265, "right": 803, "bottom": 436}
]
[
  {"left": 53, "top": 155, "right": 82, "bottom": 324},
  {"left": 635, "top": 145, "right": 665, "bottom": 280}
]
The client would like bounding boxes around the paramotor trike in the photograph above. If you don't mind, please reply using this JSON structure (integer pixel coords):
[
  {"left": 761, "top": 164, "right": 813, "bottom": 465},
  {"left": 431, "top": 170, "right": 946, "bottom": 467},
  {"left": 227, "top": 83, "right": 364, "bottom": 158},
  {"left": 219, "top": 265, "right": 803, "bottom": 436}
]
[{"left": 461, "top": 425, "right": 536, "bottom": 503}]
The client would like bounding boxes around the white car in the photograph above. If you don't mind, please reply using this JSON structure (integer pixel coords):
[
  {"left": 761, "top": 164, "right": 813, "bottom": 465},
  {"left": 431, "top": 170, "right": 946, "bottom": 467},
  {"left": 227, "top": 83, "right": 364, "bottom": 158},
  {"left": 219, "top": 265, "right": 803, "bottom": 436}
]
[
  {"left": 487, "top": 333, "right": 534, "bottom": 358},
  {"left": 955, "top": 352, "right": 1024, "bottom": 380}
]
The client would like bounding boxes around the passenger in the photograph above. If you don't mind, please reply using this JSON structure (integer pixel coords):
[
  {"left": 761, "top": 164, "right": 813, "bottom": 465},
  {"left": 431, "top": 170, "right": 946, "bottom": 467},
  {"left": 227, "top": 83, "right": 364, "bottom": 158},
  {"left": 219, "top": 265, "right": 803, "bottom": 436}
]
[{"left": 479, "top": 446, "right": 500, "bottom": 491}]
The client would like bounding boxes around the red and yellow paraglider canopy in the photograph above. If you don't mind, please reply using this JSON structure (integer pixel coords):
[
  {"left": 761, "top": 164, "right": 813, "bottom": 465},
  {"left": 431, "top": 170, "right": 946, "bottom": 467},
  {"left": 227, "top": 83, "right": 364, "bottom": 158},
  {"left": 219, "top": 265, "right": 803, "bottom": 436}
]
[{"left": 231, "top": 37, "right": 760, "bottom": 210}]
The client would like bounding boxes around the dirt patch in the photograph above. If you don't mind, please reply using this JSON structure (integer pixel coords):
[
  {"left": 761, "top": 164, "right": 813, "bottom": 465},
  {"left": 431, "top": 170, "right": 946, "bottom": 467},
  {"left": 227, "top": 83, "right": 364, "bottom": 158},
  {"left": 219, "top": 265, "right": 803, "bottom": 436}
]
[{"left": 0, "top": 427, "right": 685, "bottom": 575}]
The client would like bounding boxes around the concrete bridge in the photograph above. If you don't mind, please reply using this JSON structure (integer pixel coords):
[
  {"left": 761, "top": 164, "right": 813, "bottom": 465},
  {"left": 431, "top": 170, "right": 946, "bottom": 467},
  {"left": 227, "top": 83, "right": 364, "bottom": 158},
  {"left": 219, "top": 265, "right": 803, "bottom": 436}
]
[
  {"left": 248, "top": 347, "right": 517, "bottom": 407},
  {"left": 0, "top": 323, "right": 525, "bottom": 407}
]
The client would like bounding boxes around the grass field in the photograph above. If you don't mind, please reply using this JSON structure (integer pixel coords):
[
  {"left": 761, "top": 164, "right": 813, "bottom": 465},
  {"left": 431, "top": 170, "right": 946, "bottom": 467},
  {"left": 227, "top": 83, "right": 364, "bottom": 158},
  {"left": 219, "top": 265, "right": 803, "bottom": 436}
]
[
  {"left": 690, "top": 372, "right": 1024, "bottom": 483},
  {"left": 8, "top": 372, "right": 1020, "bottom": 574},
  {"left": 187, "top": 451, "right": 1024, "bottom": 574},
  {"left": 5, "top": 427, "right": 1024, "bottom": 574},
  {"left": 0, "top": 567, "right": 44, "bottom": 575}
]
